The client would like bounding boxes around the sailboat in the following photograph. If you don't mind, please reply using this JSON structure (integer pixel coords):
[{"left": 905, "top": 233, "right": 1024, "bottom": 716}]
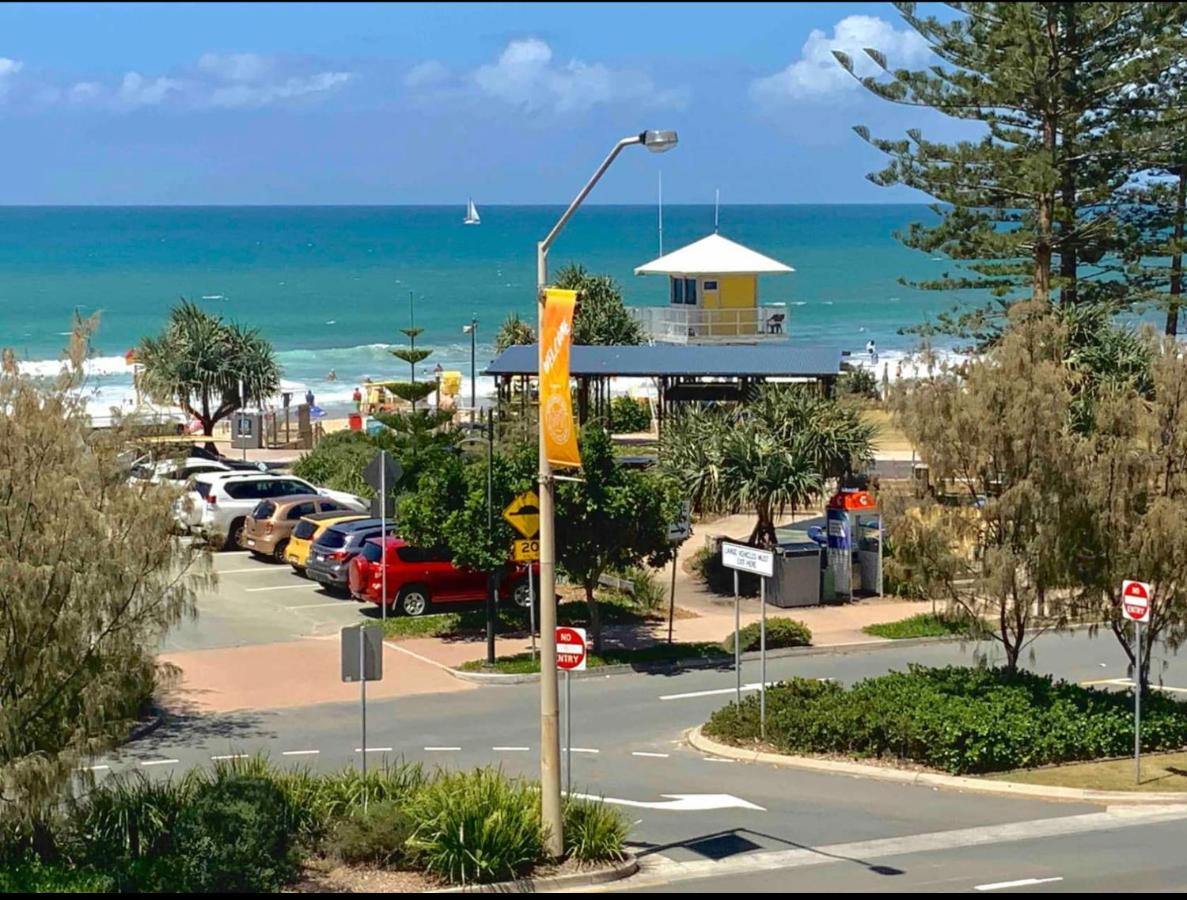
[{"left": 463, "top": 197, "right": 481, "bottom": 225}]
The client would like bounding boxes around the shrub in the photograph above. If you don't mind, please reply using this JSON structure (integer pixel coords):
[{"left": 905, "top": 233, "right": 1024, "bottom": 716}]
[
  {"left": 280, "top": 761, "right": 426, "bottom": 844},
  {"left": 292, "top": 429, "right": 379, "bottom": 496},
  {"left": 607, "top": 396, "right": 651, "bottom": 433},
  {"left": 562, "top": 796, "right": 628, "bottom": 863},
  {"left": 690, "top": 545, "right": 759, "bottom": 597},
  {"left": 325, "top": 800, "right": 416, "bottom": 868},
  {"left": 863, "top": 612, "right": 986, "bottom": 640},
  {"left": 173, "top": 772, "right": 300, "bottom": 892},
  {"left": 406, "top": 768, "right": 545, "bottom": 885},
  {"left": 838, "top": 367, "right": 881, "bottom": 400},
  {"left": 705, "top": 665, "right": 1187, "bottom": 775},
  {"left": 723, "top": 618, "right": 812, "bottom": 653},
  {"left": 624, "top": 566, "right": 666, "bottom": 612}
]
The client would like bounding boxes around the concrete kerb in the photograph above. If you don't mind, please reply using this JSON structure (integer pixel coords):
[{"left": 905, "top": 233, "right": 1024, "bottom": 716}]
[
  {"left": 432, "top": 852, "right": 638, "bottom": 893},
  {"left": 687, "top": 725, "right": 1187, "bottom": 807},
  {"left": 443, "top": 633, "right": 969, "bottom": 685}
]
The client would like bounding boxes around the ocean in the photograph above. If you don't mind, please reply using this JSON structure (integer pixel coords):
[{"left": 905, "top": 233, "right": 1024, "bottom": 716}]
[{"left": 0, "top": 204, "right": 974, "bottom": 417}]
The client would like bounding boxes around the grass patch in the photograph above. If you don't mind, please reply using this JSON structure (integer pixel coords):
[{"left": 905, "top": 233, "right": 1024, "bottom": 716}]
[
  {"left": 862, "top": 612, "right": 985, "bottom": 640},
  {"left": 459, "top": 641, "right": 730, "bottom": 674},
  {"left": 989, "top": 751, "right": 1187, "bottom": 793},
  {"left": 381, "top": 595, "right": 652, "bottom": 641}
]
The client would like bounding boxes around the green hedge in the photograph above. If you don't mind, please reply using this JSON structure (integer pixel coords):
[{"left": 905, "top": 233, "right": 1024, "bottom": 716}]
[
  {"left": 862, "top": 612, "right": 986, "bottom": 640},
  {"left": 705, "top": 665, "right": 1187, "bottom": 775},
  {"left": 723, "top": 618, "right": 812, "bottom": 653},
  {"left": 607, "top": 396, "right": 651, "bottom": 433}
]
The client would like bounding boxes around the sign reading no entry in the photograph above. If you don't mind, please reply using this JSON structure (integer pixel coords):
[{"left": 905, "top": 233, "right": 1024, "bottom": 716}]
[
  {"left": 556, "top": 626, "right": 587, "bottom": 671},
  {"left": 1122, "top": 579, "right": 1152, "bottom": 623},
  {"left": 721, "top": 541, "right": 775, "bottom": 578}
]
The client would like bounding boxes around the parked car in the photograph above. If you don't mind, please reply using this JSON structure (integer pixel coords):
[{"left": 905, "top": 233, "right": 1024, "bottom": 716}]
[
  {"left": 348, "top": 535, "right": 536, "bottom": 616},
  {"left": 286, "top": 510, "right": 370, "bottom": 575},
  {"left": 304, "top": 518, "right": 388, "bottom": 593},
  {"left": 179, "top": 472, "right": 368, "bottom": 549},
  {"left": 242, "top": 495, "right": 353, "bottom": 562},
  {"left": 130, "top": 456, "right": 234, "bottom": 485}
]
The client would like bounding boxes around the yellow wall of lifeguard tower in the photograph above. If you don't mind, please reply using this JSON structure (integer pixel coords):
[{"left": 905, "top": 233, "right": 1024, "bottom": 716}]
[{"left": 695, "top": 274, "right": 756, "bottom": 335}]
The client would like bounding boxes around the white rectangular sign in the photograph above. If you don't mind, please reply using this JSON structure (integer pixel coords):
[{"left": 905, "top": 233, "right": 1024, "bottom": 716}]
[{"left": 721, "top": 541, "right": 774, "bottom": 578}]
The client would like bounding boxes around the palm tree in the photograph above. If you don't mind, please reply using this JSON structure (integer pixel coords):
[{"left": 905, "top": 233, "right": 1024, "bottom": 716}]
[
  {"left": 494, "top": 312, "right": 535, "bottom": 353},
  {"left": 136, "top": 300, "right": 280, "bottom": 443}
]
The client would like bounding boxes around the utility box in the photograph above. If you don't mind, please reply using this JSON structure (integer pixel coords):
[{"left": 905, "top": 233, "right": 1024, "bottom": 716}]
[
  {"left": 230, "top": 411, "right": 263, "bottom": 450},
  {"left": 768, "top": 541, "right": 824, "bottom": 608}
]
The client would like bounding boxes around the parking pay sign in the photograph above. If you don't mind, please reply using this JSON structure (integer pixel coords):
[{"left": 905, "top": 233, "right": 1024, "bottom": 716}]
[{"left": 1121, "top": 580, "right": 1152, "bottom": 623}]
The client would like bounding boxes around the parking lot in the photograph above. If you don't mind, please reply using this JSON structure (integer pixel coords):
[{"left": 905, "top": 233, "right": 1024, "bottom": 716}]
[{"left": 158, "top": 545, "right": 490, "bottom": 713}]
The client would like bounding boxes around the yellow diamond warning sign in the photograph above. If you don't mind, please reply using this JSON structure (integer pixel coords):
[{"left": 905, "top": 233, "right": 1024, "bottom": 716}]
[{"left": 502, "top": 490, "right": 540, "bottom": 539}]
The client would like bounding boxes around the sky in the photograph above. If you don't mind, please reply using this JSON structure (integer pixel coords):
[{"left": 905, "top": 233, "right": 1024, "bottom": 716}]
[{"left": 0, "top": 2, "right": 968, "bottom": 205}]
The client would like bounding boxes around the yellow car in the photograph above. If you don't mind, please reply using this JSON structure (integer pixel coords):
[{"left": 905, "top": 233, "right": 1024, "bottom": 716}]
[{"left": 287, "top": 510, "right": 370, "bottom": 575}]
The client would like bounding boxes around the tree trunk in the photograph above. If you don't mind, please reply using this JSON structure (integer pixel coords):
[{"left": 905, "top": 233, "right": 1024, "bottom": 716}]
[
  {"left": 1058, "top": 14, "right": 1078, "bottom": 309},
  {"left": 1167, "top": 163, "right": 1185, "bottom": 336},
  {"left": 584, "top": 581, "right": 602, "bottom": 653},
  {"left": 1034, "top": 10, "right": 1058, "bottom": 306}
]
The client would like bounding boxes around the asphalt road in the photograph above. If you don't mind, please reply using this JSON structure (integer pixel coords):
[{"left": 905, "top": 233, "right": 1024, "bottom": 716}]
[{"left": 101, "top": 555, "right": 1187, "bottom": 893}]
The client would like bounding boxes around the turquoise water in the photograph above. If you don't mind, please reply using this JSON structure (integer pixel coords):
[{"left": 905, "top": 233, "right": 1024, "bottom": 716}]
[{"left": 0, "top": 204, "right": 969, "bottom": 410}]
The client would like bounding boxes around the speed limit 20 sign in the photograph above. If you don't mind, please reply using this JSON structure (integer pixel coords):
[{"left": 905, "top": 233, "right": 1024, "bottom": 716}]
[
  {"left": 1121, "top": 579, "right": 1152, "bottom": 623},
  {"left": 555, "top": 626, "right": 587, "bottom": 671}
]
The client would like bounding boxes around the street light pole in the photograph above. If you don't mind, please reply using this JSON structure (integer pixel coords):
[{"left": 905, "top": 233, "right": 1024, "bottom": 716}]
[
  {"left": 535, "top": 130, "right": 677, "bottom": 858},
  {"left": 464, "top": 316, "right": 478, "bottom": 423}
]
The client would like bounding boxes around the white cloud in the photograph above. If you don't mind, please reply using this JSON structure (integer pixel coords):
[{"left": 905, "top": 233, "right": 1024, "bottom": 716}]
[
  {"left": 118, "top": 72, "right": 183, "bottom": 108},
  {"left": 404, "top": 60, "right": 448, "bottom": 88},
  {"left": 751, "top": 15, "right": 931, "bottom": 104},
  {"left": 67, "top": 81, "right": 102, "bottom": 104},
  {"left": 197, "top": 52, "right": 270, "bottom": 83},
  {"left": 470, "top": 37, "right": 686, "bottom": 113},
  {"left": 0, "top": 57, "right": 22, "bottom": 97},
  {"left": 204, "top": 70, "right": 352, "bottom": 109}
]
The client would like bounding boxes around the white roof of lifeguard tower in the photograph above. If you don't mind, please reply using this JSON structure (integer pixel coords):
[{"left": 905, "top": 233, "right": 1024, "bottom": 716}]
[{"left": 634, "top": 233, "right": 794, "bottom": 276}]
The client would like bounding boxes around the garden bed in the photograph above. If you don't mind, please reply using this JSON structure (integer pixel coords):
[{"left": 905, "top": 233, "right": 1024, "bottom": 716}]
[
  {"left": 703, "top": 665, "right": 1187, "bottom": 775},
  {"left": 861, "top": 611, "right": 986, "bottom": 640}
]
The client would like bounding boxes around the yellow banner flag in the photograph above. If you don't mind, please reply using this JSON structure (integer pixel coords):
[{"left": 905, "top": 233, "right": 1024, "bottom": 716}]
[{"left": 540, "top": 288, "right": 581, "bottom": 469}]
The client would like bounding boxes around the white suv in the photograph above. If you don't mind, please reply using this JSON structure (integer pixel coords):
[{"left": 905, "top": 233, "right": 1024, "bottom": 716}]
[{"left": 181, "top": 472, "right": 369, "bottom": 548}]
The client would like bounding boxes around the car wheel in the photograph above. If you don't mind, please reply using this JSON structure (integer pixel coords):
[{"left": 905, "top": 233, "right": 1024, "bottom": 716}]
[
  {"left": 398, "top": 586, "right": 430, "bottom": 617},
  {"left": 225, "top": 518, "right": 246, "bottom": 551},
  {"left": 511, "top": 579, "right": 532, "bottom": 609},
  {"left": 272, "top": 539, "right": 289, "bottom": 563}
]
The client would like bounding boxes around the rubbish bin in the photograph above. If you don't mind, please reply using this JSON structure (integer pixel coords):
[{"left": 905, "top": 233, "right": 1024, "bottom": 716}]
[
  {"left": 768, "top": 541, "right": 824, "bottom": 608},
  {"left": 348, "top": 413, "right": 363, "bottom": 431}
]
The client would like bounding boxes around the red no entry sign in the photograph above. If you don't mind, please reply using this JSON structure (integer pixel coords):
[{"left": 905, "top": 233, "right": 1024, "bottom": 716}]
[
  {"left": 1122, "top": 579, "right": 1152, "bottom": 623},
  {"left": 555, "top": 626, "right": 587, "bottom": 671}
]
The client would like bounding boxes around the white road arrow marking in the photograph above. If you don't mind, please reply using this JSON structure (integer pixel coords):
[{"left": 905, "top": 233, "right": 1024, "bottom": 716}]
[
  {"left": 975, "top": 877, "right": 1063, "bottom": 891},
  {"left": 572, "top": 792, "right": 765, "bottom": 812}
]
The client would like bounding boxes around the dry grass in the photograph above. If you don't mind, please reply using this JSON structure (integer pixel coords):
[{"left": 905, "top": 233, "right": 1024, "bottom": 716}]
[{"left": 989, "top": 751, "right": 1187, "bottom": 792}]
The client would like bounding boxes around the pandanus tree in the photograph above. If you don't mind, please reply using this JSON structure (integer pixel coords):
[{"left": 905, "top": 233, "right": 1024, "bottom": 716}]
[{"left": 136, "top": 300, "right": 280, "bottom": 444}]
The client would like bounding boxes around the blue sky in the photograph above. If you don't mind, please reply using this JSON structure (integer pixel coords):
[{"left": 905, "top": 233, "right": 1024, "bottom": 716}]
[{"left": 0, "top": 2, "right": 963, "bottom": 204}]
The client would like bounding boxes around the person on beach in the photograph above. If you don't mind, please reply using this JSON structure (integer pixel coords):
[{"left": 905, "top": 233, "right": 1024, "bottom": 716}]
[
  {"left": 866, "top": 339, "right": 878, "bottom": 365},
  {"left": 881, "top": 362, "right": 890, "bottom": 401},
  {"left": 326, "top": 369, "right": 337, "bottom": 381},
  {"left": 352, "top": 387, "right": 362, "bottom": 411},
  {"left": 305, "top": 388, "right": 315, "bottom": 408},
  {"left": 895, "top": 361, "right": 903, "bottom": 381}
]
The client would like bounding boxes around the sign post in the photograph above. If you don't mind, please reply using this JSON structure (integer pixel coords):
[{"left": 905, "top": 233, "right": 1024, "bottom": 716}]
[
  {"left": 556, "top": 626, "right": 587, "bottom": 797},
  {"left": 1122, "top": 579, "right": 1152, "bottom": 785},
  {"left": 666, "top": 502, "right": 691, "bottom": 645},
  {"left": 506, "top": 491, "right": 542, "bottom": 659},
  {"left": 721, "top": 542, "right": 775, "bottom": 735},
  {"left": 341, "top": 624, "right": 383, "bottom": 808},
  {"left": 364, "top": 451, "right": 403, "bottom": 622}
]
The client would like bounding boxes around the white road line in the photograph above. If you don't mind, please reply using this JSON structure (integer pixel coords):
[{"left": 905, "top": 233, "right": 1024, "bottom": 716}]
[
  {"left": 284, "top": 602, "right": 352, "bottom": 610},
  {"left": 219, "top": 567, "right": 287, "bottom": 574},
  {"left": 354, "top": 747, "right": 393, "bottom": 753},
  {"left": 85, "top": 764, "right": 110, "bottom": 771},
  {"left": 211, "top": 754, "right": 248, "bottom": 761},
  {"left": 701, "top": 757, "right": 735, "bottom": 763},
  {"left": 282, "top": 750, "right": 320, "bottom": 757},
  {"left": 659, "top": 682, "right": 774, "bottom": 701},
  {"left": 140, "top": 759, "right": 179, "bottom": 767},
  {"left": 975, "top": 877, "right": 1064, "bottom": 891},
  {"left": 247, "top": 584, "right": 313, "bottom": 593},
  {"left": 570, "top": 747, "right": 599, "bottom": 754},
  {"left": 632, "top": 751, "right": 670, "bottom": 758},
  {"left": 1082, "top": 677, "right": 1187, "bottom": 694},
  {"left": 425, "top": 746, "right": 461, "bottom": 752},
  {"left": 493, "top": 746, "right": 531, "bottom": 752}
]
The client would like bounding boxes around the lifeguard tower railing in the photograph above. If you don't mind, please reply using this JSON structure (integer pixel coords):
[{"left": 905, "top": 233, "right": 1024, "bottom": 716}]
[{"left": 629, "top": 303, "right": 788, "bottom": 344}]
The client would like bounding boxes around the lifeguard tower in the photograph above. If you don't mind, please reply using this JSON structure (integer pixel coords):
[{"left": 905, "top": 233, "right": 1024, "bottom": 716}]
[{"left": 630, "top": 233, "right": 794, "bottom": 344}]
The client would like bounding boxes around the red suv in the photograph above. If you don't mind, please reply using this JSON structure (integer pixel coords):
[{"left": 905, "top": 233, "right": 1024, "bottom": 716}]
[{"left": 349, "top": 536, "right": 538, "bottom": 617}]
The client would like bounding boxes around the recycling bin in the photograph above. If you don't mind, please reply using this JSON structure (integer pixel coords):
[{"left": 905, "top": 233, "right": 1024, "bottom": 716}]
[{"left": 768, "top": 541, "right": 824, "bottom": 608}]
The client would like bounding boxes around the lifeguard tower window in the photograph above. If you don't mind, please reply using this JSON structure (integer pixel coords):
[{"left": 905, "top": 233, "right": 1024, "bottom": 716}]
[
  {"left": 703, "top": 280, "right": 718, "bottom": 291},
  {"left": 670, "top": 277, "right": 697, "bottom": 305}
]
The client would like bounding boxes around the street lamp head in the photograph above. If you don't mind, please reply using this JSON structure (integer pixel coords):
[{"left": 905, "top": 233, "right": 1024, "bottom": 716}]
[
  {"left": 640, "top": 130, "right": 678, "bottom": 153},
  {"left": 462, "top": 323, "right": 476, "bottom": 334}
]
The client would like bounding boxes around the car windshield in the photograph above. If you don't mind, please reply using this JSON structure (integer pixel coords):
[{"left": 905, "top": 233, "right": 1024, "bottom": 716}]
[
  {"left": 252, "top": 500, "right": 276, "bottom": 520},
  {"left": 293, "top": 520, "right": 318, "bottom": 540},
  {"left": 315, "top": 529, "right": 347, "bottom": 550}
]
